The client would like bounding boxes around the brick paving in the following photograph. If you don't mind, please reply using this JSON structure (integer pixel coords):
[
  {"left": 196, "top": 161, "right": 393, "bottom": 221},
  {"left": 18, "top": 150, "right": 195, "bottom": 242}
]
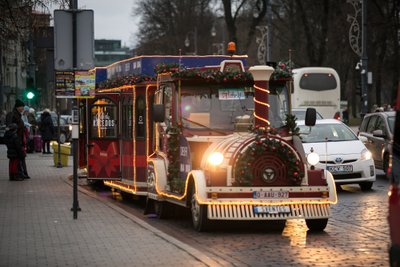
[{"left": 0, "top": 145, "right": 217, "bottom": 266}]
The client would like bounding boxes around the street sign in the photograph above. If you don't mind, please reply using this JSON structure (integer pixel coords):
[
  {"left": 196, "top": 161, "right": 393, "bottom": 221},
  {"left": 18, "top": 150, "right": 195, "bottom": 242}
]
[
  {"left": 55, "top": 71, "right": 75, "bottom": 97},
  {"left": 54, "top": 10, "right": 94, "bottom": 70},
  {"left": 55, "top": 70, "right": 95, "bottom": 98},
  {"left": 75, "top": 71, "right": 95, "bottom": 97}
]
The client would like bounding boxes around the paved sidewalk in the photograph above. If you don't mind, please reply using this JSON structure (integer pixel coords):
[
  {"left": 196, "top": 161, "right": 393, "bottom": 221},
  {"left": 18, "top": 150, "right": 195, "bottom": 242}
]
[{"left": 0, "top": 145, "right": 218, "bottom": 266}]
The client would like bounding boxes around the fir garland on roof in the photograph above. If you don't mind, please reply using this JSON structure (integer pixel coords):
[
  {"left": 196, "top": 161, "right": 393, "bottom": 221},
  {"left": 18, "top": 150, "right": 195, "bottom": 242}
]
[
  {"left": 171, "top": 69, "right": 254, "bottom": 83},
  {"left": 271, "top": 60, "right": 295, "bottom": 80},
  {"left": 98, "top": 75, "right": 156, "bottom": 89},
  {"left": 154, "top": 63, "right": 180, "bottom": 74}
]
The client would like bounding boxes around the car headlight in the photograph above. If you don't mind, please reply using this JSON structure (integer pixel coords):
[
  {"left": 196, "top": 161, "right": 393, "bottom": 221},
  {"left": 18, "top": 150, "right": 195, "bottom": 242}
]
[
  {"left": 307, "top": 148, "right": 320, "bottom": 166},
  {"left": 361, "top": 148, "right": 372, "bottom": 160},
  {"left": 208, "top": 152, "right": 224, "bottom": 166}
]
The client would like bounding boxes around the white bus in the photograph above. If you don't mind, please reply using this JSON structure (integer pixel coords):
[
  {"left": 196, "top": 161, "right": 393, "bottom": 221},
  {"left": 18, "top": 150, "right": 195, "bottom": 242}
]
[{"left": 291, "top": 67, "right": 340, "bottom": 119}]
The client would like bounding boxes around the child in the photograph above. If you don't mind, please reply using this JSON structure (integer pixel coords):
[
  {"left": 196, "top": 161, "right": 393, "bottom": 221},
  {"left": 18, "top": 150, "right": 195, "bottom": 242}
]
[{"left": 4, "top": 123, "right": 25, "bottom": 181}]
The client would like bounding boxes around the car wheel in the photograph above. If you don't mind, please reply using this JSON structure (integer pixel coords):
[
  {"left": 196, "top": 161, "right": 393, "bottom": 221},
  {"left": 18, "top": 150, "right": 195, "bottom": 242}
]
[
  {"left": 305, "top": 218, "right": 328, "bottom": 231},
  {"left": 383, "top": 153, "right": 389, "bottom": 174},
  {"left": 59, "top": 132, "right": 66, "bottom": 144},
  {"left": 359, "top": 181, "right": 373, "bottom": 191}
]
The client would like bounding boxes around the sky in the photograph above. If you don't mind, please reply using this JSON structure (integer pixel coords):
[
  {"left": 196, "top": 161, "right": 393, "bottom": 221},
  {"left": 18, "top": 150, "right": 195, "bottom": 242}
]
[{"left": 52, "top": 0, "right": 139, "bottom": 48}]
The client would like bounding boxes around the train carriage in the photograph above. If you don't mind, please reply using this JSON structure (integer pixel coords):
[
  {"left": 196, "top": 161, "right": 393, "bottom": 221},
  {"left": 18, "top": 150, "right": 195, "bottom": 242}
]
[{"left": 78, "top": 54, "right": 337, "bottom": 231}]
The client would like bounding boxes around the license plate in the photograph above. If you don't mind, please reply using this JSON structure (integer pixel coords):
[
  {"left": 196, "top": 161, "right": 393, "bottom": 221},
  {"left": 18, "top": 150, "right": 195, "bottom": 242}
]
[
  {"left": 327, "top": 165, "right": 353, "bottom": 173},
  {"left": 253, "top": 191, "right": 289, "bottom": 199},
  {"left": 253, "top": 206, "right": 291, "bottom": 214}
]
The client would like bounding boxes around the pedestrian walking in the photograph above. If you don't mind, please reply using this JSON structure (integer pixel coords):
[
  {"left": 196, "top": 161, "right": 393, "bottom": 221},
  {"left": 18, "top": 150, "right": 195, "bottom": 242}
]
[
  {"left": 39, "top": 109, "right": 54, "bottom": 154},
  {"left": 4, "top": 123, "right": 25, "bottom": 181},
  {"left": 6, "top": 99, "right": 30, "bottom": 179}
]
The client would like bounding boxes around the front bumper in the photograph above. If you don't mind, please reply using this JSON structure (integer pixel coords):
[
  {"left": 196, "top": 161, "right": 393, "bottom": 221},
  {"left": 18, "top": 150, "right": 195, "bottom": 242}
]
[
  {"left": 207, "top": 203, "right": 331, "bottom": 220},
  {"left": 316, "top": 159, "right": 376, "bottom": 184}
]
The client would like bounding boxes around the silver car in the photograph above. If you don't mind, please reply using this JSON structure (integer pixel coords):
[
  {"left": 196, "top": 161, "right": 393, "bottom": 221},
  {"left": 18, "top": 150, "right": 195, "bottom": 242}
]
[{"left": 358, "top": 111, "right": 395, "bottom": 175}]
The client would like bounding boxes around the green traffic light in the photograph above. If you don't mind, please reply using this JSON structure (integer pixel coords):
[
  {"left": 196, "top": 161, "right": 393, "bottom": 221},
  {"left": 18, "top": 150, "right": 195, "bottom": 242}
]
[{"left": 27, "top": 91, "right": 35, "bottom": 100}]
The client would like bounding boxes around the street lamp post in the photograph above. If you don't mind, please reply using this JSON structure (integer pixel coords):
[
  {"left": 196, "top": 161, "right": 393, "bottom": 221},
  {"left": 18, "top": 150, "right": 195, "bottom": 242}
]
[
  {"left": 348, "top": 0, "right": 369, "bottom": 116},
  {"left": 185, "top": 27, "right": 198, "bottom": 55},
  {"left": 360, "top": 0, "right": 368, "bottom": 115}
]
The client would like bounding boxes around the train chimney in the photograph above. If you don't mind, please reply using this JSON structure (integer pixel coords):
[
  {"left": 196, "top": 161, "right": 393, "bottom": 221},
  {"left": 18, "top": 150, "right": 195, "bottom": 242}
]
[{"left": 248, "top": 65, "right": 275, "bottom": 129}]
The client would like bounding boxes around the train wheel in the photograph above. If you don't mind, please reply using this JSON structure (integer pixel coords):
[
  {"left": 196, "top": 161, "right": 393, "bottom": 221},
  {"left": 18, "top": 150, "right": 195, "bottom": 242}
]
[
  {"left": 305, "top": 218, "right": 328, "bottom": 231},
  {"left": 191, "top": 192, "right": 209, "bottom": 231},
  {"left": 154, "top": 200, "right": 170, "bottom": 219}
]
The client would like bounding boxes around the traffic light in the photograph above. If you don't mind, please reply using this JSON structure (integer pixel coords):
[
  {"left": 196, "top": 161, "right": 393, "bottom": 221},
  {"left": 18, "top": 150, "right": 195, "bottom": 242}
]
[
  {"left": 26, "top": 90, "right": 35, "bottom": 100},
  {"left": 24, "top": 88, "right": 36, "bottom": 100}
]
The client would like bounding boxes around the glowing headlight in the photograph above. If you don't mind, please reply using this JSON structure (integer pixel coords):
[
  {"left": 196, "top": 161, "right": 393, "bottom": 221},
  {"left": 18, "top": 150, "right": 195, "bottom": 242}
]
[
  {"left": 361, "top": 148, "right": 372, "bottom": 160},
  {"left": 208, "top": 152, "right": 224, "bottom": 166},
  {"left": 307, "top": 150, "right": 320, "bottom": 166}
]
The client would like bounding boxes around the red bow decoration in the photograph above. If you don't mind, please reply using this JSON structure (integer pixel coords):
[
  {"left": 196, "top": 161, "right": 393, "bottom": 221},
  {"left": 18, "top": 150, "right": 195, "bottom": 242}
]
[{"left": 89, "top": 142, "right": 119, "bottom": 177}]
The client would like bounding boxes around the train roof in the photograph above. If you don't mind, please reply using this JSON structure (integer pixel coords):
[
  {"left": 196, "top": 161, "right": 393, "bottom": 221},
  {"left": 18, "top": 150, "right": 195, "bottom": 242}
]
[{"left": 94, "top": 55, "right": 248, "bottom": 84}]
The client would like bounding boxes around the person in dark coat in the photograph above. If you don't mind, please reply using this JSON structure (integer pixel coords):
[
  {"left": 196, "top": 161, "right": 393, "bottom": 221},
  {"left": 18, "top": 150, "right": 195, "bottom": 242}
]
[
  {"left": 6, "top": 99, "right": 30, "bottom": 178},
  {"left": 4, "top": 123, "right": 25, "bottom": 181},
  {"left": 39, "top": 109, "right": 54, "bottom": 154}
]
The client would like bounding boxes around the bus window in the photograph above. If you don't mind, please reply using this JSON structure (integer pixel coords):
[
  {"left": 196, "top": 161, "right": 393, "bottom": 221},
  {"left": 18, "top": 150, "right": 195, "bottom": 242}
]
[{"left": 90, "top": 98, "right": 118, "bottom": 138}]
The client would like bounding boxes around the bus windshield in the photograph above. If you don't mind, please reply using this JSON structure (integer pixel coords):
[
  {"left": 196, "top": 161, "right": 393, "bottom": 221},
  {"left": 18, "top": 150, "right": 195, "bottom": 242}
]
[{"left": 180, "top": 86, "right": 254, "bottom": 131}]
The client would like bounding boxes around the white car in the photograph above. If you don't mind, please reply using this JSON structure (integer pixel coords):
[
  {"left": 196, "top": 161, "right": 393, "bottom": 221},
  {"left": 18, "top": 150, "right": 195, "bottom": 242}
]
[{"left": 298, "top": 119, "right": 376, "bottom": 191}]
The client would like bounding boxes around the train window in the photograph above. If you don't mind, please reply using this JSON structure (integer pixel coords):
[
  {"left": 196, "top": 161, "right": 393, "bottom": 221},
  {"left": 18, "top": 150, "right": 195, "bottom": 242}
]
[
  {"left": 136, "top": 95, "right": 145, "bottom": 139},
  {"left": 122, "top": 96, "right": 133, "bottom": 139},
  {"left": 90, "top": 98, "right": 118, "bottom": 138}
]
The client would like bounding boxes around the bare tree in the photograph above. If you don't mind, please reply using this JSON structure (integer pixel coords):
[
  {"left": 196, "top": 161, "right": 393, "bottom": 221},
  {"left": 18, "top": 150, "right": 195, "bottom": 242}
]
[
  {"left": 133, "top": 0, "right": 214, "bottom": 55},
  {"left": 221, "top": 0, "right": 267, "bottom": 53}
]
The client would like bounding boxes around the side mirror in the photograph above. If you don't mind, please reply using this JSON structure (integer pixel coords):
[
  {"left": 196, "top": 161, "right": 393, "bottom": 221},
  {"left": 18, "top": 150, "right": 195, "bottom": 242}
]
[
  {"left": 372, "top": 129, "right": 385, "bottom": 138},
  {"left": 153, "top": 104, "right": 165, "bottom": 122},
  {"left": 358, "top": 135, "right": 368, "bottom": 143},
  {"left": 305, "top": 108, "right": 317, "bottom": 126}
]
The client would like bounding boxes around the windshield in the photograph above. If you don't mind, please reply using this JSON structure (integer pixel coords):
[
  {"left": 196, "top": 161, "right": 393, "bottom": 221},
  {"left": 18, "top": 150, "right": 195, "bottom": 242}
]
[
  {"left": 180, "top": 86, "right": 254, "bottom": 131},
  {"left": 269, "top": 83, "right": 289, "bottom": 128},
  {"left": 299, "top": 123, "right": 358, "bottom": 143}
]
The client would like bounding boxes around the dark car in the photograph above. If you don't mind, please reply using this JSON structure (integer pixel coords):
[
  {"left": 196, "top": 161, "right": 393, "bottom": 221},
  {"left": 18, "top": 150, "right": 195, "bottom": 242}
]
[
  {"left": 358, "top": 111, "right": 395, "bottom": 175},
  {"left": 36, "top": 112, "right": 72, "bottom": 144},
  {"left": 388, "top": 110, "right": 400, "bottom": 266}
]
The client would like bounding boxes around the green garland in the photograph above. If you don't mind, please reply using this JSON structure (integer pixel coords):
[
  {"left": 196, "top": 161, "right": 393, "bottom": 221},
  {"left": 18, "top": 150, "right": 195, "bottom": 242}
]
[
  {"left": 285, "top": 114, "right": 300, "bottom": 135},
  {"left": 154, "top": 63, "right": 180, "bottom": 74},
  {"left": 271, "top": 60, "right": 296, "bottom": 80},
  {"left": 166, "top": 125, "right": 185, "bottom": 193},
  {"left": 98, "top": 74, "right": 155, "bottom": 89},
  {"left": 234, "top": 132, "right": 303, "bottom": 186},
  {"left": 172, "top": 69, "right": 253, "bottom": 84}
]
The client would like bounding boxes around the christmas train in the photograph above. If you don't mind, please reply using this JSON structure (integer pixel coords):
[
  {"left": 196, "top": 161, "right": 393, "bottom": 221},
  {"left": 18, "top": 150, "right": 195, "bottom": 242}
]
[{"left": 78, "top": 53, "right": 337, "bottom": 231}]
